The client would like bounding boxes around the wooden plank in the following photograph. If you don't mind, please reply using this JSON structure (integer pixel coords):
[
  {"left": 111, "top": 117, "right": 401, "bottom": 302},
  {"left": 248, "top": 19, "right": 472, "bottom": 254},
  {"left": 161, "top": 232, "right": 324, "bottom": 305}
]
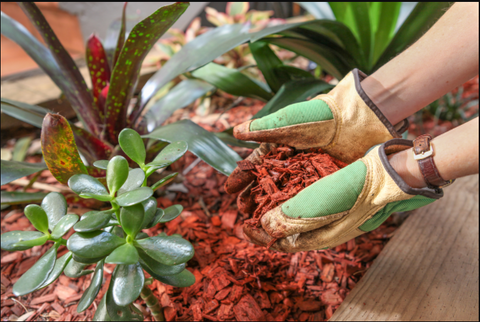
[{"left": 331, "top": 174, "right": 479, "bottom": 321}]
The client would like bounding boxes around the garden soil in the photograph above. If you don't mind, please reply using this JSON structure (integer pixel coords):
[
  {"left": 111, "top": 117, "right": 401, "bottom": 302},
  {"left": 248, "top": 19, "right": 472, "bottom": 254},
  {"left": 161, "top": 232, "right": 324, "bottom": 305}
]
[{"left": 1, "top": 97, "right": 399, "bottom": 321}]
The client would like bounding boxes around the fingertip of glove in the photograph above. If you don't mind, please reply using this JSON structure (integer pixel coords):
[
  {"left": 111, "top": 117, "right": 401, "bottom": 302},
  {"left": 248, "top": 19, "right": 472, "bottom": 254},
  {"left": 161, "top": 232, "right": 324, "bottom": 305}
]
[
  {"left": 224, "top": 167, "right": 256, "bottom": 194},
  {"left": 233, "top": 120, "right": 252, "bottom": 140}
]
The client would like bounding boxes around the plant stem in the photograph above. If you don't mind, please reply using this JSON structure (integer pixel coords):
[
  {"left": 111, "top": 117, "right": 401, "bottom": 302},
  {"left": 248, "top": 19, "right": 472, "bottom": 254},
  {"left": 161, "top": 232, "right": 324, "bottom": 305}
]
[{"left": 140, "top": 285, "right": 164, "bottom": 321}]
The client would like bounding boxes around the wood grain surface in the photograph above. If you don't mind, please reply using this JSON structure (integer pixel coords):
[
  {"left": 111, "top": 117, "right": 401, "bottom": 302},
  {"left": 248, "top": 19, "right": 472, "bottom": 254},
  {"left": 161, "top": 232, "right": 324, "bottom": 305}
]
[{"left": 331, "top": 174, "right": 479, "bottom": 321}]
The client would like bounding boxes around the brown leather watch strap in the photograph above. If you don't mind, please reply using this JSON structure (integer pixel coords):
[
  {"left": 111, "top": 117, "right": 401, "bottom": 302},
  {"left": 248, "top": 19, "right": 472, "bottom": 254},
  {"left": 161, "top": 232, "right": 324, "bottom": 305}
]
[{"left": 413, "top": 134, "right": 454, "bottom": 190}]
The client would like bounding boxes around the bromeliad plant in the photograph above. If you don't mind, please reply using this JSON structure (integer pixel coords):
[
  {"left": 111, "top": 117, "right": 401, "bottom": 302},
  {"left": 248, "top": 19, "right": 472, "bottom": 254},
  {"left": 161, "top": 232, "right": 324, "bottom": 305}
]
[{"left": 1, "top": 128, "right": 194, "bottom": 321}]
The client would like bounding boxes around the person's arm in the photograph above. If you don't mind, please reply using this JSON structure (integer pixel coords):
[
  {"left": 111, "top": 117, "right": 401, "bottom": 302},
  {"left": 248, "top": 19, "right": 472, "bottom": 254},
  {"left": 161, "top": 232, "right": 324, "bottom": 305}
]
[
  {"left": 362, "top": 2, "right": 479, "bottom": 125},
  {"left": 389, "top": 118, "right": 479, "bottom": 188}
]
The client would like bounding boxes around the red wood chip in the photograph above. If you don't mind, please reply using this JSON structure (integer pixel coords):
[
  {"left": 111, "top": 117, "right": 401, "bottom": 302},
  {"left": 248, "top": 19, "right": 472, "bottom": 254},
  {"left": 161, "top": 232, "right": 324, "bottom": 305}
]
[
  {"left": 236, "top": 160, "right": 255, "bottom": 171},
  {"left": 233, "top": 294, "right": 265, "bottom": 321}
]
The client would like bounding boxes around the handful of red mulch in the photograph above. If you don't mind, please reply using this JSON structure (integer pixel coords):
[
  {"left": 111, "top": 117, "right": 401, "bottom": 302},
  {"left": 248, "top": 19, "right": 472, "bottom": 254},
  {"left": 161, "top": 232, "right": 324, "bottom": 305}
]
[{"left": 238, "top": 145, "right": 349, "bottom": 228}]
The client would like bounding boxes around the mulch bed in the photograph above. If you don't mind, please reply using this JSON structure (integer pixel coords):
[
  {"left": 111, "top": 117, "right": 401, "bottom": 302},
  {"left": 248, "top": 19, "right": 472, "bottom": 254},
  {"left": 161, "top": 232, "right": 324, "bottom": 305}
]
[{"left": 1, "top": 97, "right": 400, "bottom": 321}]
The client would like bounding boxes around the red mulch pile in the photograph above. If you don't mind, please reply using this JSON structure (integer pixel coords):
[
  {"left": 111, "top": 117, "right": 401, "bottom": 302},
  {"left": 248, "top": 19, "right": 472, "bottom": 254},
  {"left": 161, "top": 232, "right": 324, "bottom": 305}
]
[
  {"left": 239, "top": 146, "right": 349, "bottom": 236},
  {"left": 1, "top": 99, "right": 399, "bottom": 321}
]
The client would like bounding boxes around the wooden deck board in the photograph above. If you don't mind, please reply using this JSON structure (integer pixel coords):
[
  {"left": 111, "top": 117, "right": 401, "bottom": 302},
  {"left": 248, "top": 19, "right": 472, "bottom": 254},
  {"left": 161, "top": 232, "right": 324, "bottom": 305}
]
[{"left": 331, "top": 175, "right": 479, "bottom": 321}]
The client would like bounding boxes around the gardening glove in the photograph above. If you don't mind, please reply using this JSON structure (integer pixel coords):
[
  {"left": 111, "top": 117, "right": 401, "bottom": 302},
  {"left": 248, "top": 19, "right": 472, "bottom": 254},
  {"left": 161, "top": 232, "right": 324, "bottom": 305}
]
[
  {"left": 242, "top": 139, "right": 443, "bottom": 252},
  {"left": 225, "top": 68, "right": 409, "bottom": 195}
]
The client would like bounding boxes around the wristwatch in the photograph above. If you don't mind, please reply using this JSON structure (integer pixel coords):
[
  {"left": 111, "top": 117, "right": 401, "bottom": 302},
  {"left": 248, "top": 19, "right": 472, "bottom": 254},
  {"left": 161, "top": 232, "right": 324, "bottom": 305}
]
[{"left": 413, "top": 134, "right": 455, "bottom": 191}]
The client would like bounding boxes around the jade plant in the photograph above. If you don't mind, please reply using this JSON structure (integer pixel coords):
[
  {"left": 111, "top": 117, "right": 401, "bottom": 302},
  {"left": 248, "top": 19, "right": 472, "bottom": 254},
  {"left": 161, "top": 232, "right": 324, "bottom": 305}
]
[{"left": 0, "top": 128, "right": 194, "bottom": 321}]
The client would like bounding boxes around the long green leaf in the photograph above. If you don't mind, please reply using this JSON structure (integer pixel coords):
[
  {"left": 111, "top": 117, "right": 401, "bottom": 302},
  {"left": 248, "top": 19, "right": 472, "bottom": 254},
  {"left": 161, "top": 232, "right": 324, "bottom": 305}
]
[
  {"left": 249, "top": 41, "right": 290, "bottom": 93},
  {"left": 1, "top": 160, "right": 46, "bottom": 186},
  {"left": 144, "top": 79, "right": 214, "bottom": 131},
  {"left": 41, "top": 114, "right": 88, "bottom": 184},
  {"left": 348, "top": 3, "right": 371, "bottom": 67},
  {"left": 1, "top": 98, "right": 50, "bottom": 128},
  {"left": 370, "top": 2, "right": 401, "bottom": 65},
  {"left": 192, "top": 63, "right": 272, "bottom": 101},
  {"left": 373, "top": 2, "right": 450, "bottom": 71},
  {"left": 112, "top": 2, "right": 127, "bottom": 69},
  {"left": 254, "top": 79, "right": 334, "bottom": 119},
  {"left": 77, "top": 260, "right": 104, "bottom": 313},
  {"left": 0, "top": 191, "right": 48, "bottom": 205},
  {"left": 104, "top": 2, "right": 189, "bottom": 143},
  {"left": 260, "top": 37, "right": 349, "bottom": 79},
  {"left": 143, "top": 120, "right": 241, "bottom": 176},
  {"left": 18, "top": 3, "right": 99, "bottom": 135}
]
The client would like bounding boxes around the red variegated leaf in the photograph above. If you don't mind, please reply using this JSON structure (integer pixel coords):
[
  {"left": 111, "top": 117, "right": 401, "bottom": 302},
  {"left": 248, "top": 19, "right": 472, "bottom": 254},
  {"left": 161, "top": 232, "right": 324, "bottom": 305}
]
[
  {"left": 18, "top": 3, "right": 101, "bottom": 136},
  {"left": 104, "top": 2, "right": 189, "bottom": 144},
  {"left": 41, "top": 114, "right": 89, "bottom": 184},
  {"left": 86, "top": 34, "right": 111, "bottom": 120},
  {"left": 71, "top": 125, "right": 114, "bottom": 162}
]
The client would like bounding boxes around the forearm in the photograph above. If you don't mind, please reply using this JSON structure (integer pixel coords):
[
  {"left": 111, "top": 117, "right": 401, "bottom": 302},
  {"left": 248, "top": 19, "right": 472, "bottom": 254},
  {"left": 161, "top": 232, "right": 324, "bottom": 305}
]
[
  {"left": 362, "top": 2, "right": 479, "bottom": 125},
  {"left": 389, "top": 118, "right": 479, "bottom": 188}
]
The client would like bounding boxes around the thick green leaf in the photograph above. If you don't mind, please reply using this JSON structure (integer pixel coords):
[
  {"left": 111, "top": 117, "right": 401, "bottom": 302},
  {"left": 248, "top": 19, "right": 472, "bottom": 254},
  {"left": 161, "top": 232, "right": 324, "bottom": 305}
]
[
  {"left": 93, "top": 292, "right": 111, "bottom": 321},
  {"left": 120, "top": 204, "right": 144, "bottom": 237},
  {"left": 67, "top": 231, "right": 126, "bottom": 259},
  {"left": 73, "top": 210, "right": 113, "bottom": 232},
  {"left": 38, "top": 251, "right": 72, "bottom": 289},
  {"left": 12, "top": 137, "right": 32, "bottom": 162},
  {"left": 118, "top": 129, "right": 146, "bottom": 166},
  {"left": 137, "top": 247, "right": 185, "bottom": 276},
  {"left": 370, "top": 2, "right": 401, "bottom": 65},
  {"left": 373, "top": 2, "right": 450, "bottom": 71},
  {"left": 249, "top": 41, "right": 289, "bottom": 93},
  {"left": 105, "top": 243, "right": 139, "bottom": 265},
  {"left": 147, "top": 268, "right": 195, "bottom": 288},
  {"left": 13, "top": 246, "right": 56, "bottom": 296},
  {"left": 68, "top": 174, "right": 111, "bottom": 201},
  {"left": 148, "top": 208, "right": 165, "bottom": 228},
  {"left": 72, "top": 254, "right": 106, "bottom": 264},
  {"left": 1, "top": 231, "right": 45, "bottom": 251},
  {"left": 145, "top": 164, "right": 170, "bottom": 178},
  {"left": 107, "top": 156, "right": 129, "bottom": 195},
  {"left": 93, "top": 160, "right": 109, "bottom": 170},
  {"left": 106, "top": 275, "right": 143, "bottom": 321},
  {"left": 64, "top": 258, "right": 94, "bottom": 278},
  {"left": 260, "top": 37, "right": 349, "bottom": 79},
  {"left": 1, "top": 160, "right": 46, "bottom": 186},
  {"left": 41, "top": 113, "right": 88, "bottom": 184},
  {"left": 112, "top": 263, "right": 145, "bottom": 306},
  {"left": 151, "top": 173, "right": 178, "bottom": 191},
  {"left": 50, "top": 214, "right": 79, "bottom": 239},
  {"left": 192, "top": 63, "right": 272, "bottom": 101},
  {"left": 144, "top": 120, "right": 241, "bottom": 176},
  {"left": 117, "top": 168, "right": 145, "bottom": 196},
  {"left": 347, "top": 3, "right": 371, "bottom": 66},
  {"left": 159, "top": 205, "right": 183, "bottom": 223},
  {"left": 147, "top": 141, "right": 187, "bottom": 167},
  {"left": 275, "top": 65, "right": 314, "bottom": 80},
  {"left": 18, "top": 3, "right": 100, "bottom": 135},
  {"left": 86, "top": 34, "right": 111, "bottom": 120},
  {"left": 115, "top": 187, "right": 153, "bottom": 207},
  {"left": 24, "top": 204, "right": 49, "bottom": 233},
  {"left": 0, "top": 191, "right": 48, "bottom": 206},
  {"left": 134, "top": 235, "right": 194, "bottom": 266},
  {"left": 41, "top": 192, "right": 67, "bottom": 231},
  {"left": 11, "top": 235, "right": 48, "bottom": 249},
  {"left": 104, "top": 2, "right": 189, "bottom": 143},
  {"left": 141, "top": 197, "right": 157, "bottom": 229},
  {"left": 296, "top": 20, "right": 364, "bottom": 69},
  {"left": 77, "top": 259, "right": 104, "bottom": 313},
  {"left": 254, "top": 79, "right": 334, "bottom": 118},
  {"left": 144, "top": 79, "right": 214, "bottom": 131}
]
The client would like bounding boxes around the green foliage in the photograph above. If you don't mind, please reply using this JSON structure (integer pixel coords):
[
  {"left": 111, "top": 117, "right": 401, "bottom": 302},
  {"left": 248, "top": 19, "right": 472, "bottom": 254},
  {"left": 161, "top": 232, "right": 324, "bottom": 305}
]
[
  {"left": 293, "top": 2, "right": 450, "bottom": 76},
  {"left": 1, "top": 129, "right": 194, "bottom": 320}
]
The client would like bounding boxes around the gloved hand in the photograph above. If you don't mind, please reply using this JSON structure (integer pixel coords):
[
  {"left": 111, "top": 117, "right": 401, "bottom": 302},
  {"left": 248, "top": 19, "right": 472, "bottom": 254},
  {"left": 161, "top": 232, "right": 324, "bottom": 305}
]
[
  {"left": 225, "top": 69, "right": 409, "bottom": 195},
  {"left": 242, "top": 139, "right": 443, "bottom": 252}
]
